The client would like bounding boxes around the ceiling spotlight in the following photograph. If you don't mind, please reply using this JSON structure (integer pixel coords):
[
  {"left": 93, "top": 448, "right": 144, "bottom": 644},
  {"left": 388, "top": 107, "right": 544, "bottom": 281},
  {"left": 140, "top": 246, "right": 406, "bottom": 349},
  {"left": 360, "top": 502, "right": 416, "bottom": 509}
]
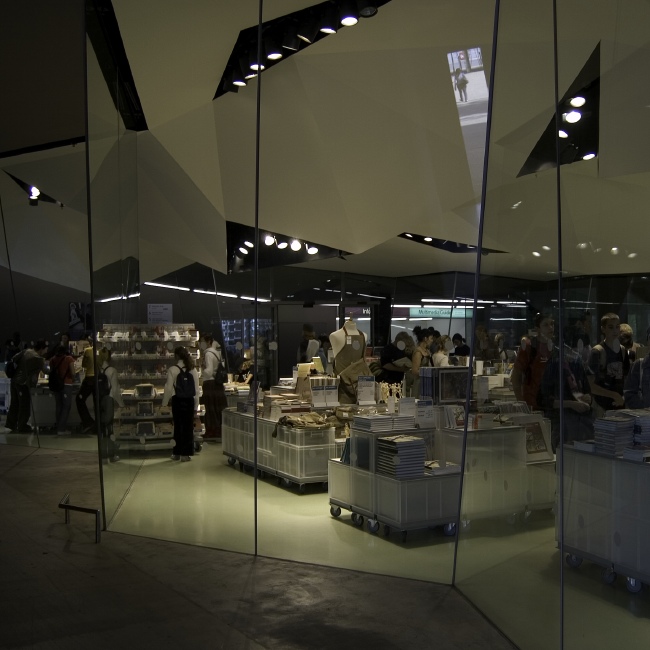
[
  {"left": 577, "top": 242, "right": 588, "bottom": 249},
  {"left": 249, "top": 49, "right": 265, "bottom": 72},
  {"left": 231, "top": 61, "right": 246, "bottom": 87},
  {"left": 297, "top": 17, "right": 319, "bottom": 43},
  {"left": 320, "top": 5, "right": 338, "bottom": 33},
  {"left": 358, "top": 1, "right": 379, "bottom": 17},
  {"left": 405, "top": 233, "right": 413, "bottom": 238},
  {"left": 628, "top": 252, "right": 638, "bottom": 258},
  {"left": 30, "top": 186, "right": 40, "bottom": 199},
  {"left": 558, "top": 130, "right": 568, "bottom": 138},
  {"left": 307, "top": 246, "right": 319, "bottom": 255},
  {"left": 244, "top": 240, "right": 254, "bottom": 248},
  {"left": 282, "top": 30, "right": 301, "bottom": 51},
  {"left": 532, "top": 251, "right": 541, "bottom": 257},
  {"left": 339, "top": 1, "right": 359, "bottom": 26},
  {"left": 424, "top": 237, "right": 432, "bottom": 242},
  {"left": 290, "top": 239, "right": 302, "bottom": 251},
  {"left": 244, "top": 71, "right": 257, "bottom": 80},
  {"left": 264, "top": 235, "right": 275, "bottom": 246},
  {"left": 563, "top": 110, "right": 581, "bottom": 123},
  {"left": 611, "top": 247, "right": 619, "bottom": 255},
  {"left": 582, "top": 153, "right": 596, "bottom": 160},
  {"left": 542, "top": 245, "right": 551, "bottom": 251},
  {"left": 264, "top": 37, "right": 283, "bottom": 61},
  {"left": 238, "top": 247, "right": 249, "bottom": 255},
  {"left": 277, "top": 241, "right": 288, "bottom": 249},
  {"left": 569, "top": 96, "right": 586, "bottom": 107}
]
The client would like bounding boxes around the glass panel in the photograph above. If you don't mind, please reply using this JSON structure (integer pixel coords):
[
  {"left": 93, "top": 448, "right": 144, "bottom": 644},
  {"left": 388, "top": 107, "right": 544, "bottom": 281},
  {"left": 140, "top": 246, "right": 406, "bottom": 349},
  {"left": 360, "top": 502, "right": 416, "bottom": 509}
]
[
  {"left": 559, "top": 1, "right": 650, "bottom": 648},
  {"left": 453, "top": 2, "right": 561, "bottom": 649},
  {"left": 84, "top": 1, "right": 142, "bottom": 523},
  {"left": 1, "top": 0, "right": 89, "bottom": 450},
  {"left": 253, "top": 0, "right": 492, "bottom": 582}
]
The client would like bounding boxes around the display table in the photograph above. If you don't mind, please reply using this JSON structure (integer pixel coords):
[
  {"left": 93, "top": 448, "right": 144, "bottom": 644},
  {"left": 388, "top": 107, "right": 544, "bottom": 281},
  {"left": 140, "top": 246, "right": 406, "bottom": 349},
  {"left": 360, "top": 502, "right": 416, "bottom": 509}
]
[
  {"left": 562, "top": 445, "right": 650, "bottom": 593},
  {"left": 222, "top": 408, "right": 344, "bottom": 493}
]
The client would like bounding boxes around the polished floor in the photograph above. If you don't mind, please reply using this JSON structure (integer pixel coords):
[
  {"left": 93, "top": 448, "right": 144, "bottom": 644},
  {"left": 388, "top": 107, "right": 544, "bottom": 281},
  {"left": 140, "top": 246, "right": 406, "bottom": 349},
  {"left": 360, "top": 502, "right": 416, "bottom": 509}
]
[
  {"left": 0, "top": 443, "right": 514, "bottom": 650},
  {"left": 3, "top": 430, "right": 650, "bottom": 649}
]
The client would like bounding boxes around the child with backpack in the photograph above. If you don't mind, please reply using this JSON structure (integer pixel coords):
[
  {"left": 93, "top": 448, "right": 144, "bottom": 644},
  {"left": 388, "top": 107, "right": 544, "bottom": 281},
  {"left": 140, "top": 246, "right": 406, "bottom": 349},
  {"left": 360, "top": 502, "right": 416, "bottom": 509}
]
[{"left": 162, "top": 346, "right": 200, "bottom": 462}]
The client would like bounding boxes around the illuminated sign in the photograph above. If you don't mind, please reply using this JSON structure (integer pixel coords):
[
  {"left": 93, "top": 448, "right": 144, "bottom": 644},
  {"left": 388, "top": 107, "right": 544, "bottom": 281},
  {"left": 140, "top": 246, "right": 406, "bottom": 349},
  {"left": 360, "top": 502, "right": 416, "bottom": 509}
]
[{"left": 408, "top": 307, "right": 473, "bottom": 318}]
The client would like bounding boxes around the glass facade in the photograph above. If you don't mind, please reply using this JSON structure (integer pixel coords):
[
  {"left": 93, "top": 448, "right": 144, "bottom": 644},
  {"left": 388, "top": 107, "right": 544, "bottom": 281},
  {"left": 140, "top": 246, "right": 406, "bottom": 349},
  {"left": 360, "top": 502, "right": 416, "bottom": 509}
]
[{"left": 3, "top": 1, "right": 650, "bottom": 647}]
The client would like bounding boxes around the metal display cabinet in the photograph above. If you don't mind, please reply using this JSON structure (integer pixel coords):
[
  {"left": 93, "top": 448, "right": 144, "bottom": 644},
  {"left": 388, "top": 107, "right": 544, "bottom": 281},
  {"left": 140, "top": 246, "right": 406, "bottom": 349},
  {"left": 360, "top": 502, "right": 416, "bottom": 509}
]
[
  {"left": 328, "top": 426, "right": 459, "bottom": 540},
  {"left": 563, "top": 446, "right": 650, "bottom": 593},
  {"left": 222, "top": 408, "right": 344, "bottom": 494},
  {"left": 98, "top": 324, "right": 204, "bottom": 451}
]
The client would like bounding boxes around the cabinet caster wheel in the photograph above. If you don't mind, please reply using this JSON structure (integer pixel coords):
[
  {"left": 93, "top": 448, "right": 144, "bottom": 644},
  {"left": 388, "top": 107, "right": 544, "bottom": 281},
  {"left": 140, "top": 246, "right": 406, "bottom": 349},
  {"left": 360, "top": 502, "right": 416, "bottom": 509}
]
[
  {"left": 565, "top": 554, "right": 583, "bottom": 568},
  {"left": 383, "top": 525, "right": 391, "bottom": 537},
  {"left": 330, "top": 505, "right": 341, "bottom": 518},
  {"left": 602, "top": 567, "right": 617, "bottom": 585},
  {"left": 401, "top": 531, "right": 408, "bottom": 543},
  {"left": 298, "top": 483, "right": 306, "bottom": 495},
  {"left": 227, "top": 456, "right": 236, "bottom": 466},
  {"left": 351, "top": 513, "right": 364, "bottom": 527},
  {"left": 443, "top": 523, "right": 457, "bottom": 537},
  {"left": 627, "top": 577, "right": 643, "bottom": 593},
  {"left": 367, "top": 519, "right": 380, "bottom": 534}
]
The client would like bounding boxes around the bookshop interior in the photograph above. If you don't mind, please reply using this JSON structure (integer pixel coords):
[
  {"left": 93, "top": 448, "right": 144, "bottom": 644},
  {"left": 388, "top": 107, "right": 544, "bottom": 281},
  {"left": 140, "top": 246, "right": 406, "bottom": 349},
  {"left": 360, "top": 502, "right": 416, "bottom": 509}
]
[{"left": 2, "top": 1, "right": 650, "bottom": 648}]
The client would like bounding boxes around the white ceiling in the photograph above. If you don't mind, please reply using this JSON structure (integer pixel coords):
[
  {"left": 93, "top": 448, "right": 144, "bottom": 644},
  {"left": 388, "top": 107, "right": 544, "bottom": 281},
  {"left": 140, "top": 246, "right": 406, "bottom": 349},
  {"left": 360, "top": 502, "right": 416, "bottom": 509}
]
[{"left": 2, "top": 0, "right": 650, "bottom": 290}]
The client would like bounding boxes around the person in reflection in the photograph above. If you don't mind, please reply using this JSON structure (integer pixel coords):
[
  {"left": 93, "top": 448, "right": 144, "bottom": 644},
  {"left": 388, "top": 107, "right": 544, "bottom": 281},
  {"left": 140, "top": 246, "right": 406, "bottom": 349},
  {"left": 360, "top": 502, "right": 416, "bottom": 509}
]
[
  {"left": 511, "top": 313, "right": 555, "bottom": 411},
  {"left": 97, "top": 348, "right": 123, "bottom": 462},
  {"left": 453, "top": 68, "right": 469, "bottom": 102},
  {"left": 409, "top": 326, "right": 433, "bottom": 397},
  {"left": 76, "top": 336, "right": 97, "bottom": 433},
  {"left": 49, "top": 344, "right": 76, "bottom": 435},
  {"left": 379, "top": 331, "right": 413, "bottom": 384},
  {"left": 432, "top": 335, "right": 453, "bottom": 367},
  {"left": 451, "top": 333, "right": 470, "bottom": 357},
  {"left": 588, "top": 313, "right": 630, "bottom": 417},
  {"left": 163, "top": 346, "right": 200, "bottom": 462},
  {"left": 6, "top": 340, "right": 48, "bottom": 433},
  {"left": 200, "top": 333, "right": 227, "bottom": 440},
  {"left": 619, "top": 323, "right": 641, "bottom": 363}
]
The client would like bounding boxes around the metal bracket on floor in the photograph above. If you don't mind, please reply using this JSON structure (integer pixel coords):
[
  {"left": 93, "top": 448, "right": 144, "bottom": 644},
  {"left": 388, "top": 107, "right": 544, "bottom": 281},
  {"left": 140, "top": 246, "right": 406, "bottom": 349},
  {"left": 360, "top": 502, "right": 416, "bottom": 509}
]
[{"left": 58, "top": 493, "right": 102, "bottom": 543}]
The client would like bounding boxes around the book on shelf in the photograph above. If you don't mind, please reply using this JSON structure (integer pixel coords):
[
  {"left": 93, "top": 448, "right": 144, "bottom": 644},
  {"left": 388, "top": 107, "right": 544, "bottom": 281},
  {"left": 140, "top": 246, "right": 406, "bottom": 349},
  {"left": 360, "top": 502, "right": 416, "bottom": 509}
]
[{"left": 572, "top": 439, "right": 596, "bottom": 452}]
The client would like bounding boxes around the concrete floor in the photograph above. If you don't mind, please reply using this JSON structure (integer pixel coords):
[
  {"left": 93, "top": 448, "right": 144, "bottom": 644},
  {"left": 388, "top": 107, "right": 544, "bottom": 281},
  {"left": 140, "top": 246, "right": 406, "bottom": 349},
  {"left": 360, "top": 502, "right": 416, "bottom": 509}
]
[{"left": 0, "top": 444, "right": 516, "bottom": 650}]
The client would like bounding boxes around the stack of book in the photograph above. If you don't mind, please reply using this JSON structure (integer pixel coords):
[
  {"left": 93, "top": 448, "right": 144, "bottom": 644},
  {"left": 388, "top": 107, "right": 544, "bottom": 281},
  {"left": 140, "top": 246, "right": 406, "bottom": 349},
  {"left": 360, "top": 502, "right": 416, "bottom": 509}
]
[
  {"left": 376, "top": 435, "right": 426, "bottom": 479},
  {"left": 622, "top": 445, "right": 650, "bottom": 463},
  {"left": 593, "top": 415, "right": 635, "bottom": 456},
  {"left": 391, "top": 414, "right": 416, "bottom": 430},
  {"left": 352, "top": 415, "right": 394, "bottom": 432},
  {"left": 424, "top": 460, "right": 461, "bottom": 476},
  {"left": 615, "top": 409, "right": 650, "bottom": 445}
]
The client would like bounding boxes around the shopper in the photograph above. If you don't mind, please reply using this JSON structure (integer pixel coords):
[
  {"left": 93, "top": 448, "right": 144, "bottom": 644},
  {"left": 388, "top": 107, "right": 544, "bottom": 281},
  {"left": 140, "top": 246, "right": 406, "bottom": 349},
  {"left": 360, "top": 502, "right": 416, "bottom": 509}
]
[
  {"left": 97, "top": 348, "right": 123, "bottom": 462},
  {"left": 453, "top": 68, "right": 469, "bottom": 102},
  {"left": 409, "top": 326, "right": 433, "bottom": 397},
  {"left": 163, "top": 346, "right": 200, "bottom": 461},
  {"left": 619, "top": 323, "right": 641, "bottom": 362},
  {"left": 588, "top": 312, "right": 630, "bottom": 417},
  {"left": 200, "top": 333, "right": 227, "bottom": 440},
  {"left": 432, "top": 335, "right": 453, "bottom": 367},
  {"left": 511, "top": 312, "right": 555, "bottom": 411},
  {"left": 6, "top": 340, "right": 48, "bottom": 433},
  {"left": 451, "top": 333, "right": 470, "bottom": 357},
  {"left": 49, "top": 345, "right": 76, "bottom": 435},
  {"left": 76, "top": 336, "right": 97, "bottom": 433},
  {"left": 379, "top": 331, "right": 413, "bottom": 384}
]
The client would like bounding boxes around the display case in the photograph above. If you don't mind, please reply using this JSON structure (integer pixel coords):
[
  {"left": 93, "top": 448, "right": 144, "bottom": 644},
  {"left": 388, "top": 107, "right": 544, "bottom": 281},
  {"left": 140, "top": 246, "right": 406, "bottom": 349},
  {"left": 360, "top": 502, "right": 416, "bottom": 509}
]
[{"left": 98, "top": 323, "right": 203, "bottom": 449}]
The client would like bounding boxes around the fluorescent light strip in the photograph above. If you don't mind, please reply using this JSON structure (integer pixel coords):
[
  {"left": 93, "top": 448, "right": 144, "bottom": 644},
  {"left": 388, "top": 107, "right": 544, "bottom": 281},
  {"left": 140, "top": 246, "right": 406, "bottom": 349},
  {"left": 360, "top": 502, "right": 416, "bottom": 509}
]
[
  {"left": 144, "top": 281, "right": 190, "bottom": 292},
  {"left": 357, "top": 317, "right": 371, "bottom": 321},
  {"left": 421, "top": 298, "right": 454, "bottom": 303},
  {"left": 391, "top": 318, "right": 407, "bottom": 321},
  {"left": 393, "top": 305, "right": 423, "bottom": 308},
  {"left": 193, "top": 289, "right": 217, "bottom": 295},
  {"left": 491, "top": 317, "right": 527, "bottom": 321},
  {"left": 97, "top": 295, "right": 124, "bottom": 303},
  {"left": 358, "top": 293, "right": 385, "bottom": 299},
  {"left": 217, "top": 292, "right": 238, "bottom": 298},
  {"left": 127, "top": 292, "right": 140, "bottom": 299},
  {"left": 240, "top": 296, "right": 270, "bottom": 302}
]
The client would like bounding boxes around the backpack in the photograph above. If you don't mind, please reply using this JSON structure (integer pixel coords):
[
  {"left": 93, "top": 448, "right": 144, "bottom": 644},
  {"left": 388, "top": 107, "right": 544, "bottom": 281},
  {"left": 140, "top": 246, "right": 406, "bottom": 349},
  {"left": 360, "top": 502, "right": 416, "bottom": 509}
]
[
  {"left": 48, "top": 357, "right": 65, "bottom": 392},
  {"left": 175, "top": 365, "right": 196, "bottom": 398},
  {"left": 96, "top": 367, "right": 111, "bottom": 400},
  {"left": 206, "top": 349, "right": 228, "bottom": 384},
  {"left": 5, "top": 351, "right": 23, "bottom": 379}
]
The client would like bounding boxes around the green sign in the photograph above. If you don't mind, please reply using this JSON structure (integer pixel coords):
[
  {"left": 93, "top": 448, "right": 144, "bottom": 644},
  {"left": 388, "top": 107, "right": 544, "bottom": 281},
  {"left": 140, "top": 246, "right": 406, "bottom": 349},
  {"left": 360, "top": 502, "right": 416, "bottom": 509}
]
[{"left": 408, "top": 307, "right": 473, "bottom": 318}]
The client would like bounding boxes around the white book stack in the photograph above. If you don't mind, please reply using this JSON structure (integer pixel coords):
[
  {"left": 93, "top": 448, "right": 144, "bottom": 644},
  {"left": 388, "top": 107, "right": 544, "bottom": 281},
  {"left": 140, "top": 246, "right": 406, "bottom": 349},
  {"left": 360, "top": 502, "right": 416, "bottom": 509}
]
[
  {"left": 593, "top": 415, "right": 635, "bottom": 456},
  {"left": 353, "top": 415, "right": 394, "bottom": 432},
  {"left": 391, "top": 414, "right": 416, "bottom": 430},
  {"left": 622, "top": 445, "right": 650, "bottom": 463}
]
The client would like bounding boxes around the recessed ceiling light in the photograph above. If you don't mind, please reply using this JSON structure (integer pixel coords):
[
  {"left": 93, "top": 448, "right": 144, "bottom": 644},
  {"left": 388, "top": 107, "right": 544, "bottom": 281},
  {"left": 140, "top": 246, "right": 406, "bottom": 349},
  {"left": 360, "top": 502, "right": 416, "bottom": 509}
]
[
  {"left": 570, "top": 96, "right": 586, "bottom": 107},
  {"left": 558, "top": 130, "right": 568, "bottom": 138},
  {"left": 577, "top": 242, "right": 588, "bottom": 249},
  {"left": 264, "top": 235, "right": 275, "bottom": 246},
  {"left": 244, "top": 240, "right": 254, "bottom": 248},
  {"left": 542, "top": 245, "right": 551, "bottom": 251},
  {"left": 532, "top": 251, "right": 541, "bottom": 257},
  {"left": 238, "top": 247, "right": 248, "bottom": 255},
  {"left": 405, "top": 233, "right": 412, "bottom": 238},
  {"left": 511, "top": 201, "right": 522, "bottom": 209},
  {"left": 582, "top": 153, "right": 596, "bottom": 160},
  {"left": 277, "top": 241, "right": 288, "bottom": 249},
  {"left": 611, "top": 247, "right": 619, "bottom": 255},
  {"left": 290, "top": 239, "right": 302, "bottom": 251},
  {"left": 424, "top": 237, "right": 433, "bottom": 242},
  {"left": 628, "top": 252, "right": 637, "bottom": 258},
  {"left": 564, "top": 110, "right": 581, "bottom": 123},
  {"left": 307, "top": 246, "right": 318, "bottom": 255}
]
